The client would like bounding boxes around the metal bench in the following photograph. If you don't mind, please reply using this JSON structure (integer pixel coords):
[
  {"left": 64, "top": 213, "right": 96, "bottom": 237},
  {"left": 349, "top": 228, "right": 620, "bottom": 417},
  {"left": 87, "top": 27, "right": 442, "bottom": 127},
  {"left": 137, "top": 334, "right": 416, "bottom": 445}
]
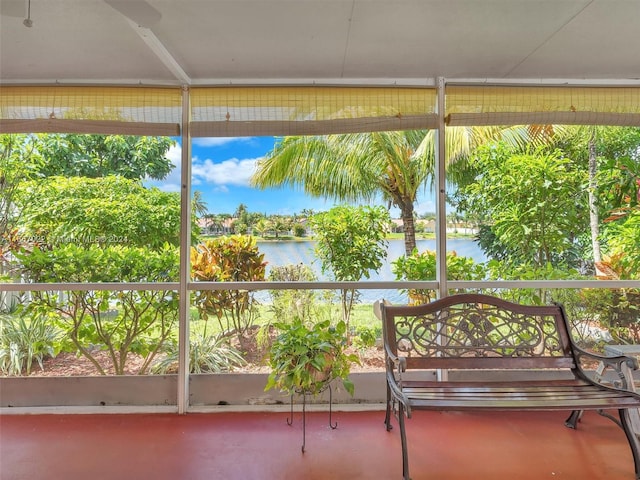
[{"left": 375, "top": 293, "right": 640, "bottom": 480}]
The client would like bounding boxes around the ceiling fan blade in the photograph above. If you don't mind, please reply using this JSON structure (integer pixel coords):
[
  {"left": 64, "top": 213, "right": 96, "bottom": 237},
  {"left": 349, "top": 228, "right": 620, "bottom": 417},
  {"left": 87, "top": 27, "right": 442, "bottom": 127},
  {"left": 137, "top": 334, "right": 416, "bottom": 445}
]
[
  {"left": 0, "top": 0, "right": 27, "bottom": 18},
  {"left": 104, "top": 0, "right": 161, "bottom": 27}
]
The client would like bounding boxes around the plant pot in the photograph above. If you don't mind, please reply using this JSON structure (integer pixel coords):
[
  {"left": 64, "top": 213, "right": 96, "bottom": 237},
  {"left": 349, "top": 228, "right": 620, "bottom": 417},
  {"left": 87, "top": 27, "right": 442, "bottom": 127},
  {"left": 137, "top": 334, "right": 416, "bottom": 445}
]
[{"left": 305, "top": 351, "right": 335, "bottom": 385}]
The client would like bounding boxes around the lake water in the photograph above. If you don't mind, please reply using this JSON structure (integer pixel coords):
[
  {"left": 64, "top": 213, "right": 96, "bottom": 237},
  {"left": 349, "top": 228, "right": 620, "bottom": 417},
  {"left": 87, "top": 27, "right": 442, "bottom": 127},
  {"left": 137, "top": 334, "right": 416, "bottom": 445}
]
[{"left": 256, "top": 238, "right": 487, "bottom": 303}]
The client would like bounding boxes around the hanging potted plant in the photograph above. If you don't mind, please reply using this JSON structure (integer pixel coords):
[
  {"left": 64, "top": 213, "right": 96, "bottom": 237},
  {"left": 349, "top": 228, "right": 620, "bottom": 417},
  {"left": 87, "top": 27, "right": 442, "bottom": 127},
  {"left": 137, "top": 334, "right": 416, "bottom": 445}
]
[
  {"left": 265, "top": 318, "right": 358, "bottom": 397},
  {"left": 264, "top": 317, "right": 360, "bottom": 452}
]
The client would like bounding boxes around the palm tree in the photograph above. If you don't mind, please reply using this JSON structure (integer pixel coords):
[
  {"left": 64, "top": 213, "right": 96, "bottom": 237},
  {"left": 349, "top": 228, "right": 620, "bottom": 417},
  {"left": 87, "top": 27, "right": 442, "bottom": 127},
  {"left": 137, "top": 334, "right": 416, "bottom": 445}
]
[
  {"left": 234, "top": 203, "right": 248, "bottom": 219},
  {"left": 252, "top": 127, "right": 547, "bottom": 256},
  {"left": 191, "top": 190, "right": 208, "bottom": 218},
  {"left": 252, "top": 131, "right": 432, "bottom": 255},
  {"left": 253, "top": 218, "right": 269, "bottom": 238}
]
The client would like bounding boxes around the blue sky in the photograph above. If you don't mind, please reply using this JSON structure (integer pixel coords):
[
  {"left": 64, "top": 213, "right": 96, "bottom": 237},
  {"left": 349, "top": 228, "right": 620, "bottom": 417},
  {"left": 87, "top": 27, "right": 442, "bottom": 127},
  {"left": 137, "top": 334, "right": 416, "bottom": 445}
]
[{"left": 145, "top": 136, "right": 436, "bottom": 217}]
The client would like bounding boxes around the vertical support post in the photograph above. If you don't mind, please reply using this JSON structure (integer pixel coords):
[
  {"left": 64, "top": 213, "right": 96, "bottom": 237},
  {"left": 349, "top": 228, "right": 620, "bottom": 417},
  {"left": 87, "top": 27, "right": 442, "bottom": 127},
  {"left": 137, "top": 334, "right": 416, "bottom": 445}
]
[
  {"left": 177, "top": 85, "right": 192, "bottom": 414},
  {"left": 435, "top": 77, "right": 447, "bottom": 300},
  {"left": 435, "top": 77, "right": 449, "bottom": 382}
]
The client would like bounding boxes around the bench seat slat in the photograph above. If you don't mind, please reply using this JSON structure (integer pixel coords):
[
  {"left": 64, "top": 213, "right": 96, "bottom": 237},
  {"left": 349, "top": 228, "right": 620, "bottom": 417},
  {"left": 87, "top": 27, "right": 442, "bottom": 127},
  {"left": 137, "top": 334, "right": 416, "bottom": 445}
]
[
  {"left": 399, "top": 379, "right": 594, "bottom": 388},
  {"left": 400, "top": 379, "right": 592, "bottom": 389},
  {"left": 407, "top": 397, "right": 640, "bottom": 410},
  {"left": 405, "top": 357, "right": 576, "bottom": 370},
  {"left": 403, "top": 390, "right": 636, "bottom": 401},
  {"left": 402, "top": 385, "right": 623, "bottom": 395},
  {"left": 400, "top": 383, "right": 640, "bottom": 410},
  {"left": 401, "top": 382, "right": 640, "bottom": 395},
  {"left": 402, "top": 387, "right": 640, "bottom": 400}
]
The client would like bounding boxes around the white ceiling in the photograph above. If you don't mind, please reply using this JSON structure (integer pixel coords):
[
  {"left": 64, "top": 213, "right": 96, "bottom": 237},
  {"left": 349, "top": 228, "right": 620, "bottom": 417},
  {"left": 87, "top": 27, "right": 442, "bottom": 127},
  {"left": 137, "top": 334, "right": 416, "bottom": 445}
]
[{"left": 1, "top": 0, "right": 640, "bottom": 86}]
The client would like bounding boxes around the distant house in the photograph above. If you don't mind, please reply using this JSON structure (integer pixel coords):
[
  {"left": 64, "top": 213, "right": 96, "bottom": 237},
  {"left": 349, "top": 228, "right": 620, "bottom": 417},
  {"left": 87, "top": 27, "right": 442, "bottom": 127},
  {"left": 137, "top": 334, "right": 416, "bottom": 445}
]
[
  {"left": 390, "top": 218, "right": 404, "bottom": 233},
  {"left": 421, "top": 219, "right": 436, "bottom": 233},
  {"left": 197, "top": 217, "right": 234, "bottom": 236},
  {"left": 389, "top": 218, "right": 435, "bottom": 234}
]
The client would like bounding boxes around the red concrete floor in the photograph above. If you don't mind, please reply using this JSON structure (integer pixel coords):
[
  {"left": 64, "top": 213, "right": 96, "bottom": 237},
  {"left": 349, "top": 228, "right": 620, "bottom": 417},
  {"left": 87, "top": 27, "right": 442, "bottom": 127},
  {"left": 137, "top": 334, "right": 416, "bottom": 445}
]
[{"left": 0, "top": 409, "right": 636, "bottom": 480}]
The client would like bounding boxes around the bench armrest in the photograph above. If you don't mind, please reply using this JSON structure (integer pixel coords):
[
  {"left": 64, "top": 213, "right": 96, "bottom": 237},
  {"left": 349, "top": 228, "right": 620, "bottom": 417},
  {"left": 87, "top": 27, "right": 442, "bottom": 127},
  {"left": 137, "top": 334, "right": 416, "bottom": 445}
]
[
  {"left": 573, "top": 344, "right": 639, "bottom": 391},
  {"left": 384, "top": 342, "right": 407, "bottom": 374},
  {"left": 384, "top": 343, "right": 407, "bottom": 392},
  {"left": 383, "top": 344, "right": 412, "bottom": 416}
]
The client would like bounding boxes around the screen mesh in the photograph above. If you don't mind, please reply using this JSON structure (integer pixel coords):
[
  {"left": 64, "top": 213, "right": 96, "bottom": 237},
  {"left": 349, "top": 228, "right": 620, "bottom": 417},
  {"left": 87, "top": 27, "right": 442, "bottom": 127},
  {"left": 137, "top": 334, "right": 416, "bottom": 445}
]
[
  {"left": 2, "top": 84, "right": 639, "bottom": 135},
  {"left": 446, "top": 86, "right": 640, "bottom": 126},
  {"left": 0, "top": 86, "right": 182, "bottom": 135},
  {"left": 190, "top": 86, "right": 438, "bottom": 136}
]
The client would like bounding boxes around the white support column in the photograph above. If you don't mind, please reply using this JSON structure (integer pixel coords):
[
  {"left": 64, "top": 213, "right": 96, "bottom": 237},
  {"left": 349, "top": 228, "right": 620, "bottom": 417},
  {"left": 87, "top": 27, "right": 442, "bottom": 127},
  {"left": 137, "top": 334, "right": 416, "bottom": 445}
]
[
  {"left": 177, "top": 86, "right": 192, "bottom": 414},
  {"left": 435, "top": 77, "right": 447, "bottom": 300},
  {"left": 435, "top": 77, "right": 448, "bottom": 382}
]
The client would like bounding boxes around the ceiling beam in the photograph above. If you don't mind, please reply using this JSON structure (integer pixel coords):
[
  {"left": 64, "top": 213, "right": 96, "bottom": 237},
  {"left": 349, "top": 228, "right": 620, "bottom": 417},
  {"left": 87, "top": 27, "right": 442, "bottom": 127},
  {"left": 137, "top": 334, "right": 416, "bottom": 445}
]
[{"left": 126, "top": 19, "right": 191, "bottom": 85}]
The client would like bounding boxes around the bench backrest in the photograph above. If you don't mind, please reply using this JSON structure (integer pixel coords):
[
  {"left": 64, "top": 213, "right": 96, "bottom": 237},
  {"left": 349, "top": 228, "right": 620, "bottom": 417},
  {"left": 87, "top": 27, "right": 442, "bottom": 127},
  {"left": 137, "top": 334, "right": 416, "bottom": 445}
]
[{"left": 378, "top": 293, "right": 577, "bottom": 371}]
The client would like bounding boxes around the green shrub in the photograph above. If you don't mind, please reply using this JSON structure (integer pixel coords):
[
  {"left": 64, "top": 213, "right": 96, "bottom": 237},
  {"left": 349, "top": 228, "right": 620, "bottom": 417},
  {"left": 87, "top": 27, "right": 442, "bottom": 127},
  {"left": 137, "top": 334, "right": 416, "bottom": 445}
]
[
  {"left": 581, "top": 288, "right": 640, "bottom": 344},
  {"left": 17, "top": 175, "right": 185, "bottom": 249},
  {"left": 310, "top": 205, "right": 389, "bottom": 331},
  {"left": 293, "top": 224, "right": 306, "bottom": 237},
  {"left": 351, "top": 324, "right": 380, "bottom": 351},
  {"left": 606, "top": 208, "right": 640, "bottom": 278},
  {"left": 17, "top": 243, "right": 179, "bottom": 375},
  {"left": 392, "top": 249, "right": 486, "bottom": 304},
  {"left": 268, "top": 264, "right": 317, "bottom": 323}
]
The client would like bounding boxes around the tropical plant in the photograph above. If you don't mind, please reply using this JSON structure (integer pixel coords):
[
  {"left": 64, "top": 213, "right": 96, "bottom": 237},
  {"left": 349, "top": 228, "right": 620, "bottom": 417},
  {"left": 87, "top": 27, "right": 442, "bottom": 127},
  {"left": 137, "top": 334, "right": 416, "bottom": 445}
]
[
  {"left": 264, "top": 318, "right": 359, "bottom": 396},
  {"left": 191, "top": 235, "right": 267, "bottom": 337},
  {"left": 581, "top": 250, "right": 640, "bottom": 344},
  {"left": 485, "top": 261, "right": 582, "bottom": 306},
  {"left": 606, "top": 208, "right": 640, "bottom": 277},
  {"left": 268, "top": 215, "right": 293, "bottom": 238},
  {"left": 292, "top": 223, "right": 306, "bottom": 237},
  {"left": 152, "top": 329, "right": 245, "bottom": 374},
  {"left": 252, "top": 131, "right": 431, "bottom": 255},
  {"left": 309, "top": 205, "right": 389, "bottom": 330},
  {"left": 545, "top": 126, "right": 640, "bottom": 272},
  {"left": 252, "top": 218, "right": 269, "bottom": 238},
  {"left": 0, "top": 313, "right": 61, "bottom": 376}
]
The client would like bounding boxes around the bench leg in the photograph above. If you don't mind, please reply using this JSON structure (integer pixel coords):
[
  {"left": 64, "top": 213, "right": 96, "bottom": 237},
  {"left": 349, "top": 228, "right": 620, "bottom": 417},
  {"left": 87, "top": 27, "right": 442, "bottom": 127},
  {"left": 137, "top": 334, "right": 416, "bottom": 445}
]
[
  {"left": 385, "top": 383, "right": 393, "bottom": 431},
  {"left": 619, "top": 409, "right": 640, "bottom": 480},
  {"left": 564, "top": 410, "right": 583, "bottom": 429},
  {"left": 398, "top": 402, "right": 410, "bottom": 480}
]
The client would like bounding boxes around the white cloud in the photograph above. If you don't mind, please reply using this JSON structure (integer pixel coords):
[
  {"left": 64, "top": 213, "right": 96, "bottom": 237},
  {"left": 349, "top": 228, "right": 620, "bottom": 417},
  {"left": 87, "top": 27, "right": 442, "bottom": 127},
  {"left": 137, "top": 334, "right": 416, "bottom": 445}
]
[
  {"left": 166, "top": 143, "right": 182, "bottom": 165},
  {"left": 192, "top": 157, "right": 260, "bottom": 187},
  {"left": 155, "top": 143, "right": 182, "bottom": 187},
  {"left": 146, "top": 143, "right": 262, "bottom": 194},
  {"left": 156, "top": 182, "right": 181, "bottom": 193}
]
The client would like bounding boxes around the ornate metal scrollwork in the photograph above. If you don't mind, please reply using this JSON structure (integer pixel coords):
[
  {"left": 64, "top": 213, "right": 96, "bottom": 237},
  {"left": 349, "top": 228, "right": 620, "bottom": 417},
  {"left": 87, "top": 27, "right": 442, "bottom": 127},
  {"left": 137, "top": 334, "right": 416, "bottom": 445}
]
[{"left": 394, "top": 302, "right": 565, "bottom": 359}]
